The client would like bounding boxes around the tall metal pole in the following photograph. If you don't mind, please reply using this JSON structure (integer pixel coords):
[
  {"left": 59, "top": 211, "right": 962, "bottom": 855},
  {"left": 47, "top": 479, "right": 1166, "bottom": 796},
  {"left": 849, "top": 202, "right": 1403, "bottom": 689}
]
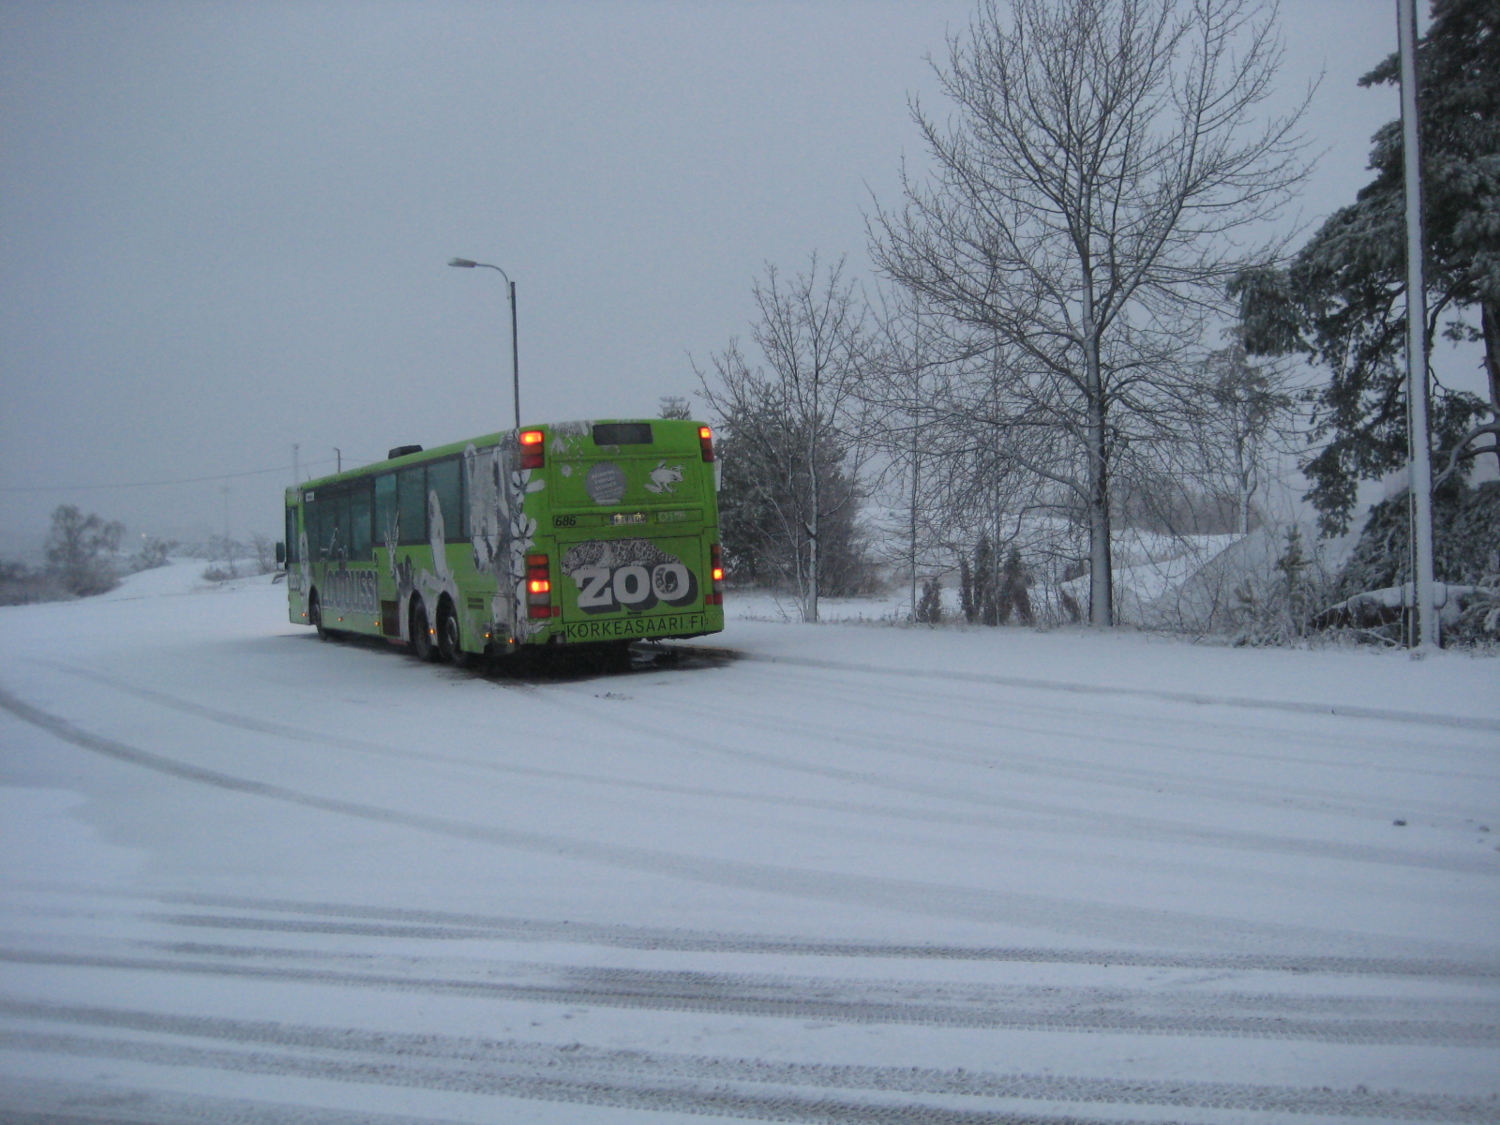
[
  {"left": 449, "top": 258, "right": 520, "bottom": 430},
  {"left": 1397, "top": 0, "right": 1439, "bottom": 648},
  {"left": 507, "top": 279, "right": 520, "bottom": 431},
  {"left": 909, "top": 341, "right": 920, "bottom": 621}
]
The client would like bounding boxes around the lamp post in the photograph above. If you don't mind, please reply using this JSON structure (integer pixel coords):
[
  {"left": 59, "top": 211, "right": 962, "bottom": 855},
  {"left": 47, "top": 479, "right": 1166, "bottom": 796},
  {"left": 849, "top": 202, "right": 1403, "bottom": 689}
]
[{"left": 449, "top": 258, "right": 520, "bottom": 431}]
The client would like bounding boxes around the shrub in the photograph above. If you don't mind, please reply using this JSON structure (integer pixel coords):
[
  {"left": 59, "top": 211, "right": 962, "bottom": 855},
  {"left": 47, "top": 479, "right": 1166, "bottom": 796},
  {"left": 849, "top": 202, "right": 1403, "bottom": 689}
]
[
  {"left": 915, "top": 577, "right": 944, "bottom": 624},
  {"left": 45, "top": 505, "right": 123, "bottom": 596}
]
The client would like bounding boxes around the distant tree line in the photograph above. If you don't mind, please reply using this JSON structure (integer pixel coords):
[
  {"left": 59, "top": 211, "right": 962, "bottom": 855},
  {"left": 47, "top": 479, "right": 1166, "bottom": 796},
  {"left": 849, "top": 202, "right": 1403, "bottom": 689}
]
[
  {"left": 1, "top": 505, "right": 132, "bottom": 604},
  {"left": 0, "top": 504, "right": 281, "bottom": 605}
]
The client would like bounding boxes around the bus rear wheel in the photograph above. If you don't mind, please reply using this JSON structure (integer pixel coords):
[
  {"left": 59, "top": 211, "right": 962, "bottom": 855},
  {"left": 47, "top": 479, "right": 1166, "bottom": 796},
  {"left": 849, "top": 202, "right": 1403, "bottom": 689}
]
[
  {"left": 410, "top": 599, "right": 438, "bottom": 662},
  {"left": 437, "top": 601, "right": 471, "bottom": 667}
]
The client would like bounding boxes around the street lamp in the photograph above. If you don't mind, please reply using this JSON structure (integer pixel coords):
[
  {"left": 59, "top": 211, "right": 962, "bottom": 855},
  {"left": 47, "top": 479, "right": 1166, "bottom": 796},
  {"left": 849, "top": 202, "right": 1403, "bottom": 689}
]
[{"left": 448, "top": 258, "right": 521, "bottom": 431}]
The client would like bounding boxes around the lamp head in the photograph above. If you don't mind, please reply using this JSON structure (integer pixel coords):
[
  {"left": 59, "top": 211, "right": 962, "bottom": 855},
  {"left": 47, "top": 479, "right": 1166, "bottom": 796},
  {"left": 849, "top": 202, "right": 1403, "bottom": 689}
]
[{"left": 448, "top": 258, "right": 478, "bottom": 268}]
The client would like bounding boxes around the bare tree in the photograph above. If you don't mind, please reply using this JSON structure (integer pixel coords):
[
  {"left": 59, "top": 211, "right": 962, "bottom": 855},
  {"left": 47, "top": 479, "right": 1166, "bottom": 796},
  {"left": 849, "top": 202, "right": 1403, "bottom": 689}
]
[
  {"left": 863, "top": 285, "right": 952, "bottom": 618},
  {"left": 863, "top": 301, "right": 1095, "bottom": 619},
  {"left": 250, "top": 532, "right": 280, "bottom": 575},
  {"left": 872, "top": 0, "right": 1310, "bottom": 625},
  {"left": 45, "top": 504, "right": 124, "bottom": 596},
  {"left": 1198, "top": 342, "right": 1297, "bottom": 535},
  {"left": 697, "top": 255, "right": 873, "bottom": 621}
]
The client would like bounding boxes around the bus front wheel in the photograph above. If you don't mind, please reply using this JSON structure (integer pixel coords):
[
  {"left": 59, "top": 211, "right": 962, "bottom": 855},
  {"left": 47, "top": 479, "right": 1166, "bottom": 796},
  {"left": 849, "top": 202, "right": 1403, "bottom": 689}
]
[
  {"left": 310, "top": 592, "right": 335, "bottom": 642},
  {"left": 410, "top": 599, "right": 438, "bottom": 662}
]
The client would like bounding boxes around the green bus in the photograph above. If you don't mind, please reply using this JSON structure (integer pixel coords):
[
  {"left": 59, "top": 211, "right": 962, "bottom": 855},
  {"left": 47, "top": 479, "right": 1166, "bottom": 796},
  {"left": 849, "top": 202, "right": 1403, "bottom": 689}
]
[{"left": 283, "top": 419, "right": 724, "bottom": 662}]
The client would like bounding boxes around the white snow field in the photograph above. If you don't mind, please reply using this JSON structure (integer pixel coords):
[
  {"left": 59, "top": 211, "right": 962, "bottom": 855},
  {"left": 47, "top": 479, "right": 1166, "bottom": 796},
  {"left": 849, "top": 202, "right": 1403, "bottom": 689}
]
[{"left": 1, "top": 562, "right": 1498, "bottom": 1125}]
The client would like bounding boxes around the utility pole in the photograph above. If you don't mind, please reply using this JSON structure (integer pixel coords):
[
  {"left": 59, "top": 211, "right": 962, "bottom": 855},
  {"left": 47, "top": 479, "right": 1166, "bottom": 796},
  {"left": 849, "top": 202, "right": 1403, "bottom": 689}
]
[
  {"left": 909, "top": 293, "right": 924, "bottom": 621},
  {"left": 1397, "top": 0, "right": 1438, "bottom": 648},
  {"left": 293, "top": 443, "right": 300, "bottom": 486}
]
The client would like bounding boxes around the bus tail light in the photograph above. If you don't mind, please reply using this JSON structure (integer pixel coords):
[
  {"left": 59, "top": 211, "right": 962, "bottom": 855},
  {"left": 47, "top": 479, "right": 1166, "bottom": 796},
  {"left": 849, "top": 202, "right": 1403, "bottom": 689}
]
[
  {"left": 520, "top": 429, "right": 545, "bottom": 470},
  {"left": 526, "top": 553, "right": 553, "bottom": 618},
  {"left": 706, "top": 543, "right": 724, "bottom": 605},
  {"left": 698, "top": 425, "right": 715, "bottom": 462}
]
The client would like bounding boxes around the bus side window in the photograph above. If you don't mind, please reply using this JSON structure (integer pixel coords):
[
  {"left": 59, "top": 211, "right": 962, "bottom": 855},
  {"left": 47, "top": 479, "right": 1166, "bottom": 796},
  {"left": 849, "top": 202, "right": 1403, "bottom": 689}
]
[
  {"left": 374, "top": 474, "right": 397, "bottom": 547},
  {"left": 329, "top": 494, "right": 349, "bottom": 558},
  {"left": 349, "top": 487, "right": 373, "bottom": 560},
  {"left": 427, "top": 459, "right": 464, "bottom": 542},
  {"left": 285, "top": 508, "right": 299, "bottom": 564},
  {"left": 397, "top": 466, "right": 426, "bottom": 544}
]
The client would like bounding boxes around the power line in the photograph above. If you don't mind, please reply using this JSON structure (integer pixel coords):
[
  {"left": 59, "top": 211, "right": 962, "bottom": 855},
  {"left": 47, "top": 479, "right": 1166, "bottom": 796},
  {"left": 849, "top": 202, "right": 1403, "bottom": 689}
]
[
  {"left": 0, "top": 463, "right": 320, "bottom": 493},
  {"left": 0, "top": 457, "right": 372, "bottom": 494}
]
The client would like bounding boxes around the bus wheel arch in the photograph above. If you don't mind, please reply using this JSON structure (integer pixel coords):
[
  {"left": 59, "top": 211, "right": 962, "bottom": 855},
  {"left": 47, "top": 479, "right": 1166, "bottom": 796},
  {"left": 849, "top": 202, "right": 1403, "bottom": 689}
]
[
  {"left": 309, "top": 589, "right": 334, "bottom": 642},
  {"left": 409, "top": 596, "right": 437, "bottom": 662}
]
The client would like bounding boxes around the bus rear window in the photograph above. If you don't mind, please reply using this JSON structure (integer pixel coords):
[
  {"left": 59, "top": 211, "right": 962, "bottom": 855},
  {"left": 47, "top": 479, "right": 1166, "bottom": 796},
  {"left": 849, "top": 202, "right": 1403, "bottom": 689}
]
[{"left": 593, "top": 422, "right": 653, "bottom": 446}]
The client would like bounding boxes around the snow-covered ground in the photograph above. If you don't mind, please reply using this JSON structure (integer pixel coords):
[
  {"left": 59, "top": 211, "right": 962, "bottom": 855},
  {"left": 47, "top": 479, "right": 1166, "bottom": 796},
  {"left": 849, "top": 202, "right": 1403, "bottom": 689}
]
[{"left": 1, "top": 562, "right": 1497, "bottom": 1124}]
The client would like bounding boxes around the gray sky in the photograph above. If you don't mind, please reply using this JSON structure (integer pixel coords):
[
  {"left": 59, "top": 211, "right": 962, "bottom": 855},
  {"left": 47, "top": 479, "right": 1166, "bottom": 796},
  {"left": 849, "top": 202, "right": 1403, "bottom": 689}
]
[{"left": 1, "top": 0, "right": 1414, "bottom": 549}]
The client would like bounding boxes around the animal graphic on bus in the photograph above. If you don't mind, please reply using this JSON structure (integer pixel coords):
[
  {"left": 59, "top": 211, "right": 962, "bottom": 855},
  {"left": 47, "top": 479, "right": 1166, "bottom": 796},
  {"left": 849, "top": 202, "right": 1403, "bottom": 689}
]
[{"left": 644, "top": 461, "right": 685, "bottom": 494}]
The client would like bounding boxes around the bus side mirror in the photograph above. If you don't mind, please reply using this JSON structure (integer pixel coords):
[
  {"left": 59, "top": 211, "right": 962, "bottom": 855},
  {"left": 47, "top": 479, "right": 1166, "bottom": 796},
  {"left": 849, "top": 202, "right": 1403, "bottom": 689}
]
[{"left": 275, "top": 541, "right": 286, "bottom": 565}]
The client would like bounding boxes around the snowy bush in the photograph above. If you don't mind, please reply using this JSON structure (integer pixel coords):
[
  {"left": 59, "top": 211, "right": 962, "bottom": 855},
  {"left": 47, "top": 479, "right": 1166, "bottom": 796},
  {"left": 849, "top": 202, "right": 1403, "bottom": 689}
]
[
  {"left": 44, "top": 505, "right": 123, "bottom": 597},
  {"left": 129, "top": 537, "right": 176, "bottom": 572},
  {"left": 1326, "top": 482, "right": 1500, "bottom": 648},
  {"left": 914, "top": 576, "right": 943, "bottom": 624}
]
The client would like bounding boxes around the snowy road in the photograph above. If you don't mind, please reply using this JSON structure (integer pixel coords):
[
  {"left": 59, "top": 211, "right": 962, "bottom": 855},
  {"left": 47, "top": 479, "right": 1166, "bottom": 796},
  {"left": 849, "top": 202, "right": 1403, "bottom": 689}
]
[{"left": 1, "top": 564, "right": 1498, "bottom": 1124}]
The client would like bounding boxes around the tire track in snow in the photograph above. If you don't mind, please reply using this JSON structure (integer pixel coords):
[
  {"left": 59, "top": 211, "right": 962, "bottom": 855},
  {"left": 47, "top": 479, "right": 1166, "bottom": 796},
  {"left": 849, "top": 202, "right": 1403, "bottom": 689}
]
[
  {"left": 1, "top": 1079, "right": 477, "bottom": 1125},
  {"left": 48, "top": 663, "right": 1500, "bottom": 879},
  {"left": 682, "top": 656, "right": 1500, "bottom": 806},
  {"left": 4, "top": 952, "right": 1497, "bottom": 1044},
  {"left": 525, "top": 683, "right": 1500, "bottom": 879},
  {"left": 45, "top": 664, "right": 1498, "bottom": 888},
  {"left": 3, "top": 1001, "right": 1498, "bottom": 1122},
  {"left": 136, "top": 892, "right": 1500, "bottom": 977},
  {"left": 49, "top": 662, "right": 550, "bottom": 764},
  {"left": 713, "top": 657, "right": 1500, "bottom": 784},
  {"left": 681, "top": 647, "right": 1500, "bottom": 733},
  {"left": 643, "top": 677, "right": 1490, "bottom": 827},
  {"left": 0, "top": 1035, "right": 1205, "bottom": 1125},
  {"left": 1, "top": 679, "right": 1489, "bottom": 958},
  {"left": 12, "top": 885, "right": 1496, "bottom": 979},
  {"left": 49, "top": 664, "right": 1323, "bottom": 860},
  {"left": 7, "top": 884, "right": 1487, "bottom": 980},
  {"left": 1, "top": 1078, "right": 467, "bottom": 1125}
]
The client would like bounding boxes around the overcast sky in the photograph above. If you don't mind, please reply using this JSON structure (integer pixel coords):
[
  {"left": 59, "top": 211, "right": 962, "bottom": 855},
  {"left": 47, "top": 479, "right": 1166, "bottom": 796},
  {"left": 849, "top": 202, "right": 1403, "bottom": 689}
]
[{"left": 0, "top": 0, "right": 1421, "bottom": 548}]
